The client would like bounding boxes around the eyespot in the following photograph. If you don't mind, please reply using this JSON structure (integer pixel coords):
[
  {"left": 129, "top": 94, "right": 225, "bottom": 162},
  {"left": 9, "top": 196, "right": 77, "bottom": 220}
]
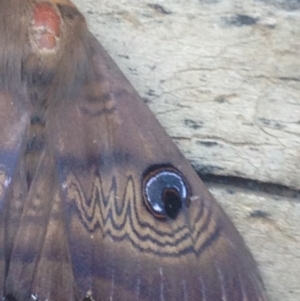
[{"left": 142, "top": 165, "right": 190, "bottom": 220}]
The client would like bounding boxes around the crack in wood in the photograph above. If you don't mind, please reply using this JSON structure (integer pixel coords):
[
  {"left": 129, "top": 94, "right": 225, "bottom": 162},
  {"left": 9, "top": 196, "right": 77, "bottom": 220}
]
[{"left": 199, "top": 173, "right": 300, "bottom": 200}]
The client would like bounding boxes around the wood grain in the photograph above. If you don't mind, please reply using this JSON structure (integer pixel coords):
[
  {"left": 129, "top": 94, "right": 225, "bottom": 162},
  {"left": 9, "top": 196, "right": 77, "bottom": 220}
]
[{"left": 74, "top": 0, "right": 300, "bottom": 189}]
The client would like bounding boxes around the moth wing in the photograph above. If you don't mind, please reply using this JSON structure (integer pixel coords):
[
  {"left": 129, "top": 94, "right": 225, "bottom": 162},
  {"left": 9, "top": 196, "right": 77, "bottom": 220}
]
[
  {"left": 5, "top": 149, "right": 75, "bottom": 301},
  {"left": 0, "top": 90, "right": 29, "bottom": 295},
  {"left": 47, "top": 36, "right": 269, "bottom": 301}
]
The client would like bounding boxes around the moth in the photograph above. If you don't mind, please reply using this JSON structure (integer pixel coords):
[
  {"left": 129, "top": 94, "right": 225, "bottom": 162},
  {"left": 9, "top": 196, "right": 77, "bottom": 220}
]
[{"left": 0, "top": 0, "right": 269, "bottom": 300}]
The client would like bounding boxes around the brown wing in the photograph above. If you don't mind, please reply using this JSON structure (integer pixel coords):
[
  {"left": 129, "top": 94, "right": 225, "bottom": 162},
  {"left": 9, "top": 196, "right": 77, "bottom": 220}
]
[
  {"left": 0, "top": 91, "right": 29, "bottom": 297},
  {"left": 2, "top": 0, "right": 269, "bottom": 301},
  {"left": 0, "top": 4, "right": 30, "bottom": 293},
  {"left": 5, "top": 149, "right": 74, "bottom": 301},
  {"left": 47, "top": 34, "right": 269, "bottom": 301}
]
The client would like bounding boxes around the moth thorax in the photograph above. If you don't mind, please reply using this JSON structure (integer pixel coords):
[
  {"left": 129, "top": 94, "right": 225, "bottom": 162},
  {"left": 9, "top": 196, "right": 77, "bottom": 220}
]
[
  {"left": 31, "top": 2, "right": 61, "bottom": 51},
  {"left": 27, "top": 1, "right": 65, "bottom": 75}
]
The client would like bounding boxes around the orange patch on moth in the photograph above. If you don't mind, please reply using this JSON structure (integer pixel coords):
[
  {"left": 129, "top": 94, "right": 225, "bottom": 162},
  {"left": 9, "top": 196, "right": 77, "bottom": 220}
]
[{"left": 32, "top": 3, "right": 61, "bottom": 50}]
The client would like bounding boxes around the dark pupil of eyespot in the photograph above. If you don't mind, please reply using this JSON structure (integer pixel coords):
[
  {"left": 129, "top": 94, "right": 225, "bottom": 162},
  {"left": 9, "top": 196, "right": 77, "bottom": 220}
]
[{"left": 163, "top": 188, "right": 182, "bottom": 219}]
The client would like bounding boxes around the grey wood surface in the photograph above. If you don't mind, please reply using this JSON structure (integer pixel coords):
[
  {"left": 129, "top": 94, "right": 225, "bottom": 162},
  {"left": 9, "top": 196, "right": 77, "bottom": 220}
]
[{"left": 73, "top": 1, "right": 300, "bottom": 300}]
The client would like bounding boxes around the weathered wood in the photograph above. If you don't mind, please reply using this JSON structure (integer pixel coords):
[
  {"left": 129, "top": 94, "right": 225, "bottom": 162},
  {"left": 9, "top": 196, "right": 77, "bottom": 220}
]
[
  {"left": 73, "top": 1, "right": 300, "bottom": 300},
  {"left": 75, "top": 0, "right": 300, "bottom": 189},
  {"left": 210, "top": 183, "right": 300, "bottom": 301}
]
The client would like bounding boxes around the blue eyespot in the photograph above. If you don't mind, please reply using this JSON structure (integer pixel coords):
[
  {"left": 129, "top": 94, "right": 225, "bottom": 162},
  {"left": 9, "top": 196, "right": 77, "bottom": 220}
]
[{"left": 143, "top": 165, "right": 190, "bottom": 219}]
